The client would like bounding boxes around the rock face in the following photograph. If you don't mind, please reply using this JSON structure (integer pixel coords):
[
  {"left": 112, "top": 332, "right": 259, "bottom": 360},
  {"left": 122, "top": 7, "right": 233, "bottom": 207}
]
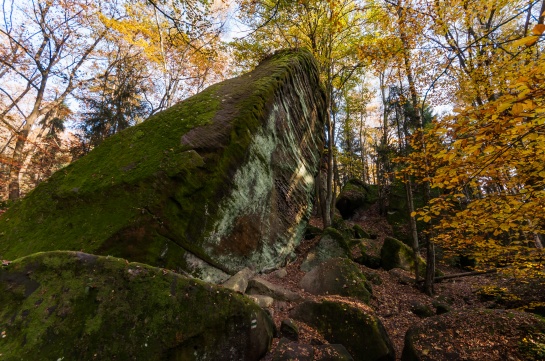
[
  {"left": 291, "top": 300, "right": 396, "bottom": 361},
  {"left": 401, "top": 309, "right": 545, "bottom": 361},
  {"left": 0, "top": 49, "right": 326, "bottom": 278},
  {"left": 0, "top": 251, "right": 274, "bottom": 360},
  {"left": 335, "top": 179, "right": 378, "bottom": 219}
]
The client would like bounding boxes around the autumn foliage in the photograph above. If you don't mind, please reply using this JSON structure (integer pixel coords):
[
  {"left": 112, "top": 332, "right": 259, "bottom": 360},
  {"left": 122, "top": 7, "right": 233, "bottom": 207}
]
[{"left": 402, "top": 28, "right": 545, "bottom": 279}]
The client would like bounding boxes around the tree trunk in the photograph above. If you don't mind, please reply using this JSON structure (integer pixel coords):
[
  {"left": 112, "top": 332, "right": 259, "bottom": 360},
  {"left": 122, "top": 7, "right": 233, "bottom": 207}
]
[
  {"left": 424, "top": 238, "right": 435, "bottom": 295},
  {"left": 8, "top": 125, "right": 31, "bottom": 200}
]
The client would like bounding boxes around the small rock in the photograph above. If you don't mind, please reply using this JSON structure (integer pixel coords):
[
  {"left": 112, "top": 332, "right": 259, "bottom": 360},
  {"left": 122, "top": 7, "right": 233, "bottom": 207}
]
[
  {"left": 248, "top": 294, "right": 275, "bottom": 308},
  {"left": 280, "top": 318, "right": 299, "bottom": 341},
  {"left": 432, "top": 299, "right": 451, "bottom": 315},
  {"left": 275, "top": 268, "right": 288, "bottom": 279},
  {"left": 222, "top": 267, "right": 255, "bottom": 293},
  {"left": 410, "top": 301, "right": 435, "bottom": 318}
]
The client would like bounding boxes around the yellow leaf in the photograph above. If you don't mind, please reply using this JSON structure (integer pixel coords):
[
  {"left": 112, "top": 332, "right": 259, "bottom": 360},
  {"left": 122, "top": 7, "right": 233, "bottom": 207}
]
[
  {"left": 497, "top": 102, "right": 512, "bottom": 113},
  {"left": 512, "top": 103, "right": 524, "bottom": 116},
  {"left": 423, "top": 215, "right": 431, "bottom": 223},
  {"left": 532, "top": 24, "right": 545, "bottom": 35},
  {"left": 513, "top": 36, "right": 539, "bottom": 47}
]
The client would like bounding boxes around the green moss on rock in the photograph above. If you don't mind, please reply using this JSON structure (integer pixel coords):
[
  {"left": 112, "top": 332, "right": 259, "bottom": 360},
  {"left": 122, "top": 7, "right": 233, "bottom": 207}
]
[
  {"left": 300, "top": 228, "right": 350, "bottom": 272},
  {"left": 380, "top": 237, "right": 424, "bottom": 272},
  {"left": 335, "top": 180, "right": 378, "bottom": 220},
  {"left": 0, "top": 49, "right": 326, "bottom": 277},
  {"left": 0, "top": 251, "right": 273, "bottom": 360},
  {"left": 290, "top": 300, "right": 395, "bottom": 361},
  {"left": 299, "top": 258, "right": 372, "bottom": 303}
]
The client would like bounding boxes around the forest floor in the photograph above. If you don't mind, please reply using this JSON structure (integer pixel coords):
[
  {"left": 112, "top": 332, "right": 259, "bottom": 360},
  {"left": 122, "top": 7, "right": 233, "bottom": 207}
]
[{"left": 258, "top": 206, "right": 545, "bottom": 361}]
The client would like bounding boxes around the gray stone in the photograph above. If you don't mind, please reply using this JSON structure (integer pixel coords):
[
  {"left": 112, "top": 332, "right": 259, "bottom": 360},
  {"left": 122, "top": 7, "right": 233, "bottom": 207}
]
[
  {"left": 274, "top": 268, "right": 288, "bottom": 278},
  {"left": 300, "top": 228, "right": 350, "bottom": 272},
  {"left": 222, "top": 267, "right": 255, "bottom": 293},
  {"left": 299, "top": 257, "right": 372, "bottom": 303},
  {"left": 247, "top": 277, "right": 301, "bottom": 302},
  {"left": 248, "top": 294, "right": 275, "bottom": 308}
]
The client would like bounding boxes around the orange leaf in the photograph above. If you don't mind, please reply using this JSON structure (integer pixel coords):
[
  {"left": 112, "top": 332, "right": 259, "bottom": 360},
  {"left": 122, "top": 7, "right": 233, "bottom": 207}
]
[{"left": 532, "top": 24, "right": 545, "bottom": 35}]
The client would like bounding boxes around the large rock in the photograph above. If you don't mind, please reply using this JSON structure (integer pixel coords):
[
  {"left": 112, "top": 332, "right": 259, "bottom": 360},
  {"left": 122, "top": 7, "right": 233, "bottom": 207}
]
[
  {"left": 291, "top": 300, "right": 395, "bottom": 361},
  {"left": 380, "top": 237, "right": 423, "bottom": 272},
  {"left": 335, "top": 179, "right": 378, "bottom": 219},
  {"left": 300, "top": 228, "right": 350, "bottom": 272},
  {"left": 299, "top": 258, "right": 372, "bottom": 303},
  {"left": 401, "top": 309, "right": 545, "bottom": 361},
  {"left": 0, "top": 251, "right": 274, "bottom": 360},
  {"left": 0, "top": 49, "right": 326, "bottom": 278}
]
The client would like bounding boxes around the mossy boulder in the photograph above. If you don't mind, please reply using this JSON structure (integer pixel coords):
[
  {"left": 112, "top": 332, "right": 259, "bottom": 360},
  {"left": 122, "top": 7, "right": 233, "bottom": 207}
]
[
  {"left": 335, "top": 179, "right": 378, "bottom": 220},
  {"left": 353, "top": 238, "right": 382, "bottom": 269},
  {"left": 0, "top": 251, "right": 273, "bottom": 360},
  {"left": 380, "top": 237, "right": 423, "bottom": 272},
  {"left": 299, "top": 258, "right": 372, "bottom": 303},
  {"left": 332, "top": 217, "right": 355, "bottom": 240},
  {"left": 353, "top": 224, "right": 370, "bottom": 239},
  {"left": 401, "top": 309, "right": 545, "bottom": 361},
  {"left": 290, "top": 299, "right": 395, "bottom": 361},
  {"left": 300, "top": 228, "right": 350, "bottom": 272},
  {"left": 0, "top": 49, "right": 326, "bottom": 278}
]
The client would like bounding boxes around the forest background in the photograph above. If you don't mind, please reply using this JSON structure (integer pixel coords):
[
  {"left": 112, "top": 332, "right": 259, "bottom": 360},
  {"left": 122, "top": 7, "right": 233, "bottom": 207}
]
[{"left": 1, "top": 0, "right": 544, "bottom": 294}]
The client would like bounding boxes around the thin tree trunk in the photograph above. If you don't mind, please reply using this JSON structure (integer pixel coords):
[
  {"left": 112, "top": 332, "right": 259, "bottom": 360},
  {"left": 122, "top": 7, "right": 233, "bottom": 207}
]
[
  {"left": 405, "top": 175, "right": 420, "bottom": 281},
  {"left": 8, "top": 122, "right": 32, "bottom": 200},
  {"left": 424, "top": 238, "right": 435, "bottom": 295}
]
